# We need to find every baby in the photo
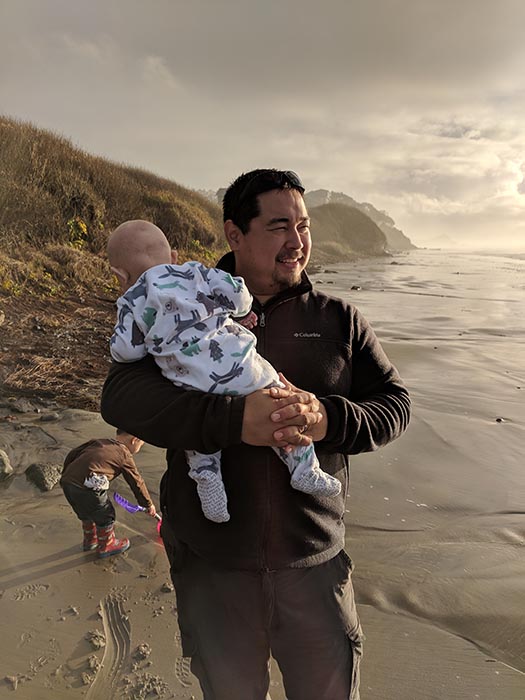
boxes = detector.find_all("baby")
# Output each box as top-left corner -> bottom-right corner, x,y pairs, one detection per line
107,220 -> 341,522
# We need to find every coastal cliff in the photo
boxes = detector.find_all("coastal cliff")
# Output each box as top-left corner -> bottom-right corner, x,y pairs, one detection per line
305,189 -> 416,252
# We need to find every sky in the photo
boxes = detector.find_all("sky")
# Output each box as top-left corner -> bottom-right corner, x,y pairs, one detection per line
1,0 -> 524,249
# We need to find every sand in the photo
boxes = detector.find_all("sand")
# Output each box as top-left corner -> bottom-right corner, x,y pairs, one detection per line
1,249 -> 524,699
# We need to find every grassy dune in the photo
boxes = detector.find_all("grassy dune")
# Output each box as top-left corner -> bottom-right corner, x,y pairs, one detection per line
0,116 -> 226,300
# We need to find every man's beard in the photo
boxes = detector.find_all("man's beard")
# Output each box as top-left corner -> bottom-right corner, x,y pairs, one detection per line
272,267 -> 303,292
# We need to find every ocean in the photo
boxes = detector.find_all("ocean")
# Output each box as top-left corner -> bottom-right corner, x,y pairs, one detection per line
311,249 -> 525,697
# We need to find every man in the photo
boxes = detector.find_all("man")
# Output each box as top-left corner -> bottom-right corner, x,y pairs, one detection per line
101,169 -> 411,699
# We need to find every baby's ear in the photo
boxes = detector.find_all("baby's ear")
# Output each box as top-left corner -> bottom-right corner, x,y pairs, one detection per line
170,249 -> 178,264
110,266 -> 129,291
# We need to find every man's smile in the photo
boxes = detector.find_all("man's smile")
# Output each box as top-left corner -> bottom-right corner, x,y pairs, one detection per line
276,254 -> 303,268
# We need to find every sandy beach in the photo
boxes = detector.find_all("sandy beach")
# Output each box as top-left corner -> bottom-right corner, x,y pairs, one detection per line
1,249 -> 524,699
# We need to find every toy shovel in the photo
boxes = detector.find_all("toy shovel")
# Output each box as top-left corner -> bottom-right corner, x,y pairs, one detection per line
114,492 -> 162,522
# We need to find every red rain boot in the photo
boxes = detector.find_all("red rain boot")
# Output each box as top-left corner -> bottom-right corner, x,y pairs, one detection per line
96,524 -> 130,558
82,521 -> 98,551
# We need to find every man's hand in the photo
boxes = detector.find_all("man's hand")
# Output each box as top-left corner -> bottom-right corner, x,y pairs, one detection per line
241,375 -> 327,449
270,374 -> 328,445
147,504 -> 158,518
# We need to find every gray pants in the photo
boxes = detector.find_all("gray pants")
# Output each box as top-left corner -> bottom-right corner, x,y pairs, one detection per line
161,520 -> 363,700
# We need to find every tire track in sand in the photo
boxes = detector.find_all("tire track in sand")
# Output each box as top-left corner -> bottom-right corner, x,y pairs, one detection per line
86,593 -> 131,699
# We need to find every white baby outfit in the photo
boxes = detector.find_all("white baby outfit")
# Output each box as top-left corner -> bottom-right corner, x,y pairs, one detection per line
110,261 -> 340,522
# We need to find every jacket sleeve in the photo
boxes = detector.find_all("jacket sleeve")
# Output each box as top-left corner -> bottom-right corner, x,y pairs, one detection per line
100,355 -> 245,453
119,449 -> 154,509
110,297 -> 148,363
320,308 -> 411,455
203,266 -> 253,318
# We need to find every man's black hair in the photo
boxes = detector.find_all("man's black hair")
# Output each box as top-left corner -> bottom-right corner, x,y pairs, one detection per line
222,169 -> 305,234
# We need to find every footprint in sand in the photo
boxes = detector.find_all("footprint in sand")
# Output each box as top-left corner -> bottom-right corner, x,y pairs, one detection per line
174,656 -> 192,688
13,583 -> 49,600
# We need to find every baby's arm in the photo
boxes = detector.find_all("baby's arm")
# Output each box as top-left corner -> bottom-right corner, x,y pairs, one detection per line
110,297 -> 148,363
203,266 -> 253,318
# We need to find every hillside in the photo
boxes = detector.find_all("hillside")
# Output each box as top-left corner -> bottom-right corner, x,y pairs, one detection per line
0,116 -> 227,409
0,116 -> 226,300
305,189 -> 416,251
308,203 -> 388,263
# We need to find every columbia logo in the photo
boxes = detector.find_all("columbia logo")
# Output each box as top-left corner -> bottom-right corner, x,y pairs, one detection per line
294,332 -> 321,338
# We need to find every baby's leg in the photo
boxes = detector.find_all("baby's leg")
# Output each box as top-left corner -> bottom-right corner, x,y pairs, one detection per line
186,450 -> 230,523
273,445 -> 341,498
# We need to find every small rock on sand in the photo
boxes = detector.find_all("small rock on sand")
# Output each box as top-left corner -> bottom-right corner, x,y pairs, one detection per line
25,462 -> 62,491
133,642 -> 152,660
85,629 -> 106,649
4,675 -> 18,690
39,412 -> 60,422
0,450 -> 14,479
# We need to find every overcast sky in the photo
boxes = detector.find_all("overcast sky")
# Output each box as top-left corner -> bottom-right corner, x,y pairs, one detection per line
1,0 -> 524,248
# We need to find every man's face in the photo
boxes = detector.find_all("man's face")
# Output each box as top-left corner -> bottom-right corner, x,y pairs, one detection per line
229,188 -> 311,301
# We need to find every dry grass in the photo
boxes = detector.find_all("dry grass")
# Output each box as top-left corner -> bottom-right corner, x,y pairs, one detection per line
0,292 -> 116,410
4,356 -> 76,394
0,115 -> 226,301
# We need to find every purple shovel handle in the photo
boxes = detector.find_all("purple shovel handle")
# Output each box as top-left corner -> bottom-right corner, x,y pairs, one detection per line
114,492 -> 162,520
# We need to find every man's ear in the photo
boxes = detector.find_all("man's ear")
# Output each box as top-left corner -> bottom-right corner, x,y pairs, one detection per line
170,249 -> 178,264
110,266 -> 129,291
224,220 -> 243,250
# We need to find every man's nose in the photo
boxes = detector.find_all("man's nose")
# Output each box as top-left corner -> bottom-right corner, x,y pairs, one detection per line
286,227 -> 303,248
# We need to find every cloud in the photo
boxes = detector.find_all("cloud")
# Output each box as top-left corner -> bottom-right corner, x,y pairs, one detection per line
141,55 -> 181,92
518,166 -> 525,195
1,0 -> 525,248
414,120 -> 482,141
60,34 -> 115,64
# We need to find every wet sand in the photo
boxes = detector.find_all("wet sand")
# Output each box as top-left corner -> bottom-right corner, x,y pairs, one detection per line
1,250 -> 524,698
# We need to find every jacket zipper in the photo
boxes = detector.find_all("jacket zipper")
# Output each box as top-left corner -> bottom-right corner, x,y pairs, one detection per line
256,298 -> 294,570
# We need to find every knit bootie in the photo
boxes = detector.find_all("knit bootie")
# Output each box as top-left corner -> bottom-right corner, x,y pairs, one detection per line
82,521 -> 98,551
96,525 -> 130,558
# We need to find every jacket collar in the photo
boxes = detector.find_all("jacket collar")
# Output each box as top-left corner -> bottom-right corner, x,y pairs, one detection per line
216,251 -> 312,310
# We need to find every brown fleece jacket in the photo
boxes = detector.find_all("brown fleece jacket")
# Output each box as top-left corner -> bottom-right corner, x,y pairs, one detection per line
60,438 -> 153,509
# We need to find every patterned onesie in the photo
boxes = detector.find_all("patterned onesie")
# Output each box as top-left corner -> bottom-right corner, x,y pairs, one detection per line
110,261 -> 341,522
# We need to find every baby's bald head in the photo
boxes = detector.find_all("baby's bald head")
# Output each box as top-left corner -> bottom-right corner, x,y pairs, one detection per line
107,220 -> 175,290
